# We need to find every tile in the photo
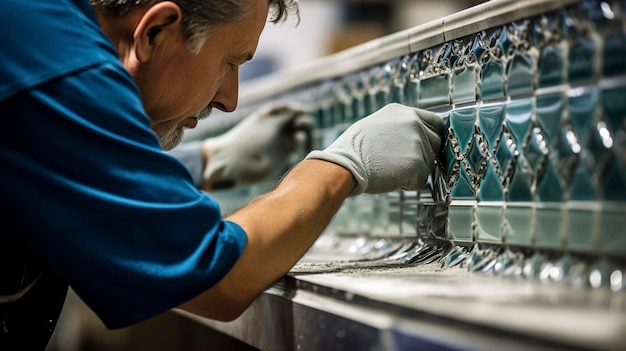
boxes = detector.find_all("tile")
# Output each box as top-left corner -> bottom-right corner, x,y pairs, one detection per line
506,52 -> 533,96
536,92 -> 564,147
478,162 -> 504,202
448,204 -> 474,241
449,107 -> 476,153
505,99 -> 533,152
599,209 -> 626,256
506,163 -> 533,202
504,206 -> 533,246
537,43 -> 565,88
566,208 -> 596,252
602,30 -> 626,77
452,65 -> 477,104
537,159 -> 565,202
479,105 -> 505,150
568,36 -> 596,84
534,205 -> 564,249
476,205 -> 502,243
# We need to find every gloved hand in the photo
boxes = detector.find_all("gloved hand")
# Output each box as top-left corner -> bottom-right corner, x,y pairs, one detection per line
202,103 -> 313,190
305,103 -> 444,196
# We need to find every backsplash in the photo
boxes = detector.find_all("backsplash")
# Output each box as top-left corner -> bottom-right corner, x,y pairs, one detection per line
203,0 -> 626,288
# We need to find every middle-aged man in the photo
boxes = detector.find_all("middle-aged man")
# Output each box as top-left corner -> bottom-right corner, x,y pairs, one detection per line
0,0 -> 444,350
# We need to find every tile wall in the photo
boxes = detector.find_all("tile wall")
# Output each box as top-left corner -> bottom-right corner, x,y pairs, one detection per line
210,0 -> 626,288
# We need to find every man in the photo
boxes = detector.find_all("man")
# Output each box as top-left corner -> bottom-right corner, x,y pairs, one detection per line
0,1 -> 444,350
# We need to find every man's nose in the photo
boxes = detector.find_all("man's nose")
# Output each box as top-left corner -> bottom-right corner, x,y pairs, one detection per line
210,68 -> 239,112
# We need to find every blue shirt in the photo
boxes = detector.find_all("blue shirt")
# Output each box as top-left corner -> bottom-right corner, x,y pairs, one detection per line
0,0 -> 247,330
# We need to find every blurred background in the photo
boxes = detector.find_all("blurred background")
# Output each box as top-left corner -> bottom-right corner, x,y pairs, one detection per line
240,0 -> 487,82
47,1 -> 487,350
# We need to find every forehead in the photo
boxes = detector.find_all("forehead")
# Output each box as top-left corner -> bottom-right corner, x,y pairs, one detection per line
205,0 -> 269,59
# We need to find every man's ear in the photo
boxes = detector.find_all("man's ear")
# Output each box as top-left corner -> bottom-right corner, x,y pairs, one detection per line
133,1 -> 183,62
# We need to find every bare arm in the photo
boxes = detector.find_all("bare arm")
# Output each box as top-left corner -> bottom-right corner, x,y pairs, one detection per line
178,103 -> 444,321
179,159 -> 354,320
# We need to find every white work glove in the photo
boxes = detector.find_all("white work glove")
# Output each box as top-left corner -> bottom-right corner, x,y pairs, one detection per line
202,103 -> 313,190
305,103 -> 444,196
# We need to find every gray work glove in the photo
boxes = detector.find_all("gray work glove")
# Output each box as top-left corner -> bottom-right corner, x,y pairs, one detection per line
203,103 -> 313,190
305,103 -> 444,196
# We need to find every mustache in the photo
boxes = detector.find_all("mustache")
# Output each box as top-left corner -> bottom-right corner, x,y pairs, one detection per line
190,106 -> 213,120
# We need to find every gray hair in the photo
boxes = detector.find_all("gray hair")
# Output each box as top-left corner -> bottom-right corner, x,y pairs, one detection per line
90,0 -> 300,52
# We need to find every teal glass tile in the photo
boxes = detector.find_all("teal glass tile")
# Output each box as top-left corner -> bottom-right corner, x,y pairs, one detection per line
476,205 -> 502,242
569,162 -> 597,201
480,59 -> 505,100
452,65 -> 477,104
599,210 -> 626,255
505,99 -> 533,151
417,43 -> 452,108
535,206 -> 563,249
350,96 -> 364,122
537,160 -> 564,202
536,93 -> 563,147
506,52 -> 533,96
507,162 -> 533,202
418,74 -> 451,108
566,209 -> 595,252
495,132 -> 515,173
602,159 -> 626,201
451,166 -> 475,199
538,43 -> 564,88
568,37 -> 596,84
602,87 -> 626,134
568,88 -> 598,140
504,206 -> 533,246
449,108 -> 475,153
405,58 -> 420,106
603,30 -> 626,77
478,162 -> 504,201
391,84 -> 404,104
556,125 -> 580,183
479,105 -> 505,150
449,205 -> 474,241
363,92 -> 376,116
376,89 -> 390,111
524,127 -> 549,174
466,137 -> 486,177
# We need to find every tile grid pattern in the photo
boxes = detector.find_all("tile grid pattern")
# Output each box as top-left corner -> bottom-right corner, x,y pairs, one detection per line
211,0 -> 626,288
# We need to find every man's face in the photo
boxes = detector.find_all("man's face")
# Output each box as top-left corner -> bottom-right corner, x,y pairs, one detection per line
128,0 -> 269,150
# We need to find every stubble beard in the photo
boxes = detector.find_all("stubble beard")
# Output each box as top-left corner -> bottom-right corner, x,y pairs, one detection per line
152,106 -> 213,151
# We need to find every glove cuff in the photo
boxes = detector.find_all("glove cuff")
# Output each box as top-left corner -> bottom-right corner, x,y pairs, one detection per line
305,150 -> 366,196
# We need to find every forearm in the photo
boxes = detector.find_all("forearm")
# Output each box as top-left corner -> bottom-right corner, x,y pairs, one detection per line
179,159 -> 355,320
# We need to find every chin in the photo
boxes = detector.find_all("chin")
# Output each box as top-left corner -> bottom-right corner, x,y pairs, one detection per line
152,124 -> 185,151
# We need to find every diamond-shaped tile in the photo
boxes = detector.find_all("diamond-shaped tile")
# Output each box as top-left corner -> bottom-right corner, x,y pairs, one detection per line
479,105 -> 505,150
568,36 -> 596,84
505,99 -> 533,151
537,159 -> 565,202
478,162 -> 504,201
508,162 -> 533,202
536,93 -> 564,147
450,108 -> 475,153
569,88 -> 598,140
538,43 -> 565,88
480,59 -> 505,100
506,51 -> 533,96
524,126 -> 549,175
603,30 -> 626,77
569,162 -> 597,201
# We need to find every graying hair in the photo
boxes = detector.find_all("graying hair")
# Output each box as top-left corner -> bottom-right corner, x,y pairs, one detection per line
90,0 -> 300,52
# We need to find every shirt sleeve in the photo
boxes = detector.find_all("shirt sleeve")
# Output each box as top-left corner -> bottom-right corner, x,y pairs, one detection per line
1,62 -> 248,329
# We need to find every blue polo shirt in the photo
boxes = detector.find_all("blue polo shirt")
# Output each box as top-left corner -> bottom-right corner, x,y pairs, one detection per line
0,0 -> 247,331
